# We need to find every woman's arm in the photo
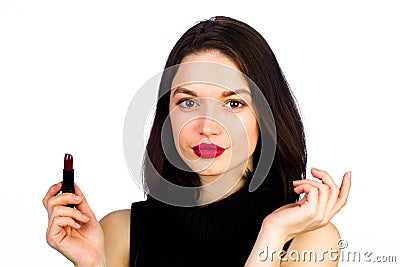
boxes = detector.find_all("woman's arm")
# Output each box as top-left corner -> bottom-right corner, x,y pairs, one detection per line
245,223 -> 288,267
100,210 -> 131,267
280,222 -> 341,267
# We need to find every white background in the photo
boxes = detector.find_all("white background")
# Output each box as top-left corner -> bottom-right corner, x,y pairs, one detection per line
1,1 -> 399,266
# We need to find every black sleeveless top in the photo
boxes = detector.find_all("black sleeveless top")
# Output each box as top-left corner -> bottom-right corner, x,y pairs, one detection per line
130,182 -> 291,267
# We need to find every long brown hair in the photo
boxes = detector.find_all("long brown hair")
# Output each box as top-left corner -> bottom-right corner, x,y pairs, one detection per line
143,16 -> 306,206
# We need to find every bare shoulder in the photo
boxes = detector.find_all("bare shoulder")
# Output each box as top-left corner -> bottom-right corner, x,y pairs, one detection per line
100,209 -> 131,227
100,209 -> 131,267
281,223 -> 341,266
291,222 -> 340,247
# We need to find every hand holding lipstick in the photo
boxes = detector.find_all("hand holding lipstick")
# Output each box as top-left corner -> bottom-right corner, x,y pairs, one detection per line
42,155 -> 106,267
43,182 -> 106,267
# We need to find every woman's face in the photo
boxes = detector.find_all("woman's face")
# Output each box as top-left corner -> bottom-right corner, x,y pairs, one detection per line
169,51 -> 259,177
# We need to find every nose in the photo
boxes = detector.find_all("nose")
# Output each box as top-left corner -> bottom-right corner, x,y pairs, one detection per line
198,117 -> 222,137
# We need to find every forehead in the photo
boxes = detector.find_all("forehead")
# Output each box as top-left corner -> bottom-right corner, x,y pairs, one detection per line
171,61 -> 249,93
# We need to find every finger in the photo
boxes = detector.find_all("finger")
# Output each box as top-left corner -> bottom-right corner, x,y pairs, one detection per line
295,181 -> 329,221
293,181 -> 321,195
73,183 -> 96,219
47,216 -> 81,246
294,180 -> 326,200
46,193 -> 84,217
293,183 -> 319,216
310,168 -> 339,191
50,205 -> 91,224
293,179 -> 322,188
295,176 -> 340,220
50,216 -> 82,231
43,182 -> 62,209
331,171 -> 352,215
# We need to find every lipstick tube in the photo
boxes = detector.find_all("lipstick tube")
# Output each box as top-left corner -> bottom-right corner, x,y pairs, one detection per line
62,153 -> 75,208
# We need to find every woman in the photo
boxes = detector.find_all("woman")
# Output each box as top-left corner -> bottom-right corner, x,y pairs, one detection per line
43,16 -> 351,267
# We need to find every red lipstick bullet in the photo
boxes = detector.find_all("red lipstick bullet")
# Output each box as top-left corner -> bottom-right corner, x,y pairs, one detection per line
64,153 -> 73,171
62,153 -> 75,207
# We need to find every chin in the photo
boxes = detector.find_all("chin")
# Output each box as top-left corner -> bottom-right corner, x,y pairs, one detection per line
196,171 -> 224,176
195,166 -> 226,176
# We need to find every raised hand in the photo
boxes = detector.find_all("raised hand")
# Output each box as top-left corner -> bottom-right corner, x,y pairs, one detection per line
262,168 -> 351,242
43,182 -> 105,267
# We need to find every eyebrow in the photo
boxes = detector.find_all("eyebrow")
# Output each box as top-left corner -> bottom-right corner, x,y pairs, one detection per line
172,86 -> 252,98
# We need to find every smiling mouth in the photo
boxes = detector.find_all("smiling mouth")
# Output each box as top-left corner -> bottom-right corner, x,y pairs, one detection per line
192,143 -> 226,158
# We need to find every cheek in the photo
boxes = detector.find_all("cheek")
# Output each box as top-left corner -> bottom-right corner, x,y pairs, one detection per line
232,116 -> 259,153
176,125 -> 190,147
169,107 -> 183,142
170,117 -> 183,149
170,115 -> 194,152
247,121 -> 259,149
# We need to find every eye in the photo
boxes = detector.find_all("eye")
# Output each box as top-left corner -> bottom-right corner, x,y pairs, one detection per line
225,100 -> 245,110
178,98 -> 198,109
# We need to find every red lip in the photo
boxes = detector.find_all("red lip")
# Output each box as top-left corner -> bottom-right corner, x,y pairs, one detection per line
192,143 -> 225,158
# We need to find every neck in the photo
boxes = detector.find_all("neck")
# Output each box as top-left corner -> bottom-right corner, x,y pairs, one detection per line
196,160 -> 250,206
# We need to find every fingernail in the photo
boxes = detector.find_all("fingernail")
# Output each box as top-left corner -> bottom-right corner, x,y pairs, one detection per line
81,214 -> 90,222
312,167 -> 321,171
74,195 -> 82,202
75,222 -> 81,228
348,171 -> 352,180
